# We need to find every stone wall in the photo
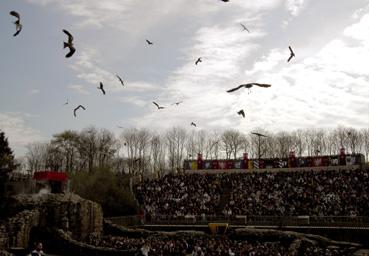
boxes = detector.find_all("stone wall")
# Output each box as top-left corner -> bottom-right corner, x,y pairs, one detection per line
0,193 -> 103,252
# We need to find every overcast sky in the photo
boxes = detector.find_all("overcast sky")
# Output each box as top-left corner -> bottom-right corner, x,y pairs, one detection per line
1,0 -> 369,157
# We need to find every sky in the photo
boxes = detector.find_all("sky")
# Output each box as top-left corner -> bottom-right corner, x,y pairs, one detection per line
1,0 -> 369,157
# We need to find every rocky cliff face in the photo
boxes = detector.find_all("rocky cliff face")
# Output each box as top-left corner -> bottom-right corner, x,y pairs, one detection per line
0,193 -> 103,251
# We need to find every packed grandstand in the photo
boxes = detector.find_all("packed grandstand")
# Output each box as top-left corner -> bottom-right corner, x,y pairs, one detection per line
126,151 -> 369,255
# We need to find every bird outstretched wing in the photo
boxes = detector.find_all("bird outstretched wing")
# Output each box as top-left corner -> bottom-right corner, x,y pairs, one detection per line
116,75 -> 124,86
226,84 -> 245,93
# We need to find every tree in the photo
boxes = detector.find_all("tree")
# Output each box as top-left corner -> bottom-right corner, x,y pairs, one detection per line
0,131 -> 16,173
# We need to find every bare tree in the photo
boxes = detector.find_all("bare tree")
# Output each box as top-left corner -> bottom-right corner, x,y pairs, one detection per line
221,130 -> 245,159
346,128 -> 362,154
361,128 -> 369,161
51,130 -> 79,172
166,127 -> 187,172
25,142 -> 49,173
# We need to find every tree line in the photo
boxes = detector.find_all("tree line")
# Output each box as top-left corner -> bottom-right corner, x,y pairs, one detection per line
24,126 -> 369,176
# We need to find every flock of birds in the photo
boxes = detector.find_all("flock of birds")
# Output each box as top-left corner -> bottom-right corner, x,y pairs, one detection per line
9,4 -> 297,128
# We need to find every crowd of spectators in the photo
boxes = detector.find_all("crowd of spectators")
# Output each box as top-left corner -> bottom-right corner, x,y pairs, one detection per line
134,169 -> 369,217
135,174 -> 223,216
91,235 -> 289,255
90,234 -> 349,255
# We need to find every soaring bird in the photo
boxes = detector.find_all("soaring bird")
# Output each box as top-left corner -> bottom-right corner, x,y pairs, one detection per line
237,109 -> 245,118
63,29 -> 76,58
287,46 -> 295,62
227,83 -> 271,93
240,23 -> 250,33
153,102 -> 164,109
9,11 -> 22,37
191,122 -> 197,127
146,39 -> 153,45
195,57 -> 202,65
97,82 -> 106,95
172,101 -> 183,106
116,74 -> 124,86
73,105 -> 86,117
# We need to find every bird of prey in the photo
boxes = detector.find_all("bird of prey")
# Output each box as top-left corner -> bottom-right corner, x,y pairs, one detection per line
172,101 -> 183,106
98,82 -> 106,95
146,39 -> 153,45
237,109 -> 245,118
9,11 -> 22,37
153,102 -> 164,109
195,57 -> 202,65
73,105 -> 86,117
116,75 -> 124,86
240,23 -> 250,33
191,122 -> 197,127
63,29 -> 76,58
251,132 -> 268,138
287,46 -> 295,62
227,83 -> 271,93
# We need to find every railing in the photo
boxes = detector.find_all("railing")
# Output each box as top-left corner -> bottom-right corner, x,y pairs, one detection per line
106,215 -> 369,228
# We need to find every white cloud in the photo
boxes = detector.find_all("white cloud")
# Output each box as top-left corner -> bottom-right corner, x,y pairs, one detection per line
29,89 -> 39,95
0,112 -> 43,156
117,96 -> 146,107
67,84 -> 90,95
285,0 -> 307,16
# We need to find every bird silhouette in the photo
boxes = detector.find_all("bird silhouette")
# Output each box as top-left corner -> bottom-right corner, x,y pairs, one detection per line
191,122 -> 197,127
98,82 -> 106,95
9,11 -> 22,37
240,23 -> 250,32
172,101 -> 183,106
221,0 -> 229,2
237,109 -> 245,118
146,39 -> 153,45
153,102 -> 164,109
116,75 -> 124,86
195,57 -> 202,65
73,105 -> 86,117
227,83 -> 271,93
63,29 -> 76,58
287,46 -> 295,62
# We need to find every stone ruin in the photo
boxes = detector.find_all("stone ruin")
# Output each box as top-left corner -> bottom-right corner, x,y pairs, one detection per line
0,193 -> 103,254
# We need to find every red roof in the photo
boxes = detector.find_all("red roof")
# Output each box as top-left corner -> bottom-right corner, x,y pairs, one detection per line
33,171 -> 68,181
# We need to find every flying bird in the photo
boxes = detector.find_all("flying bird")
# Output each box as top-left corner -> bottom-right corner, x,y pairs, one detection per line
227,83 -> 271,93
172,101 -> 183,106
146,39 -> 153,45
63,29 -> 76,58
191,122 -> 197,127
116,75 -> 124,86
287,46 -> 295,62
237,109 -> 245,118
9,11 -> 22,37
221,0 -> 229,2
97,82 -> 106,95
73,105 -> 86,117
153,102 -> 164,109
195,57 -> 202,65
251,132 -> 268,138
240,23 -> 250,33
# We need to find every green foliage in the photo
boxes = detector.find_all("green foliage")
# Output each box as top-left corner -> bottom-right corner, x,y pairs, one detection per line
69,166 -> 138,217
0,131 -> 16,172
